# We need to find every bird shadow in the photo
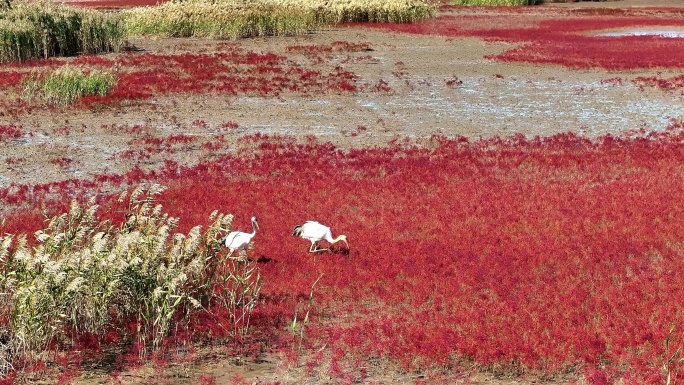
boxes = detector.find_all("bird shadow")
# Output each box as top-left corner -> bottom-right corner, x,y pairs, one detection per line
325,246 -> 350,256
256,255 -> 273,264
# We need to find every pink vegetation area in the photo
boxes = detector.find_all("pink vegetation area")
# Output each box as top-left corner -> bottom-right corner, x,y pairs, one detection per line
4,131 -> 684,383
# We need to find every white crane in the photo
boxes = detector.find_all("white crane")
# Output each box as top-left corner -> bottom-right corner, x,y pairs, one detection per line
292,221 -> 348,253
225,216 -> 259,257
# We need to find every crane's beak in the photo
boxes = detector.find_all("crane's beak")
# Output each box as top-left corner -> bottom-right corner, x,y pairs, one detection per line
255,220 -> 260,230
342,239 -> 350,257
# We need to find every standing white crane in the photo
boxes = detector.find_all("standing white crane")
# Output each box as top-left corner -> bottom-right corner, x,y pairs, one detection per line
225,216 -> 259,257
292,221 -> 348,253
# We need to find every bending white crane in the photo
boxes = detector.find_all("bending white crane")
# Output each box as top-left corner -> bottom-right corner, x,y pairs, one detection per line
225,216 -> 259,257
292,221 -> 348,253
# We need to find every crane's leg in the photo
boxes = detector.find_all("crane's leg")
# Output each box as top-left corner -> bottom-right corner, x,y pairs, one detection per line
310,241 -> 328,253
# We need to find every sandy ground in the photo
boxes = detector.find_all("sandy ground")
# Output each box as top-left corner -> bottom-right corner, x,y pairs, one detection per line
2,0 -> 684,383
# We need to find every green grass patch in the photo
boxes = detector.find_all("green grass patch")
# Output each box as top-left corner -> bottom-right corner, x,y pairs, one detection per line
22,65 -> 117,105
0,0 -> 125,63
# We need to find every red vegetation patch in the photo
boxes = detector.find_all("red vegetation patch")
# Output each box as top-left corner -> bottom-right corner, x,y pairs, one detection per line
354,11 -> 684,70
49,157 -> 73,168
633,74 -> 684,91
491,34 -> 684,70
220,121 -> 239,130
126,134 -> 194,152
1,44 -> 369,112
0,72 -> 25,88
0,125 -> 24,141
116,133 -> 199,161
0,42 -> 380,112
286,41 -> 373,56
4,133 -> 684,382
96,46 -> 362,100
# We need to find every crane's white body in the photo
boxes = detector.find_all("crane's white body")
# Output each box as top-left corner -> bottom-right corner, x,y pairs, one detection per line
293,221 -> 348,253
225,216 -> 259,257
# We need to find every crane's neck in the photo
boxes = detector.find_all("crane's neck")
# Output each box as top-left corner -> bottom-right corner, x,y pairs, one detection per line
251,220 -> 258,236
331,235 -> 347,246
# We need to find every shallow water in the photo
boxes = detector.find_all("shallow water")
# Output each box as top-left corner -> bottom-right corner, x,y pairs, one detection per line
596,29 -> 684,38
232,75 -> 684,140
397,77 -> 681,137
347,77 -> 684,136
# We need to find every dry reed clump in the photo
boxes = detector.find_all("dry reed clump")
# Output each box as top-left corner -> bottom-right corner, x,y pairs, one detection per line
122,0 -> 435,39
276,0 -> 436,23
0,0 -> 125,63
0,184 -> 261,370
123,0 -> 322,39
21,65 -> 117,105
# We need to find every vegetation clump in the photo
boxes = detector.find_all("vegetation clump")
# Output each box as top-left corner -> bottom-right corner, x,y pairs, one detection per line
0,0 -> 125,63
21,65 -> 116,105
123,0 -> 322,39
0,184 -> 261,375
280,0 -> 436,23
1,0 -> 433,61
122,0 -> 435,39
